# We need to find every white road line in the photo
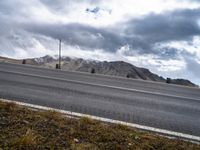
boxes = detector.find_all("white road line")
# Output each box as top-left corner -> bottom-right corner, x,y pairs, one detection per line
1,99 -> 200,143
0,69 -> 199,102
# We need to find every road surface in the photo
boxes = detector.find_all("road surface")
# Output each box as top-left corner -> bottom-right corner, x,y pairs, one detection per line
0,62 -> 200,137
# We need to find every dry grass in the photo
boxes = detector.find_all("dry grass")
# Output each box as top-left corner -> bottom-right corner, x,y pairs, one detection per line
12,129 -> 39,147
0,100 -> 200,150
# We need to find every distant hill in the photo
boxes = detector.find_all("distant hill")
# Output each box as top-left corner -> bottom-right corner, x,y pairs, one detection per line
0,55 -> 197,87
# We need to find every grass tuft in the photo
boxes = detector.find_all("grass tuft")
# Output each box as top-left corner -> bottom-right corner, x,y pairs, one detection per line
71,143 -> 100,150
3,101 -> 16,111
41,109 -> 62,120
12,128 -> 38,147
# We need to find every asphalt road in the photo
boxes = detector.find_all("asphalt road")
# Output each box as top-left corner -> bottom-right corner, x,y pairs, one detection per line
0,62 -> 200,137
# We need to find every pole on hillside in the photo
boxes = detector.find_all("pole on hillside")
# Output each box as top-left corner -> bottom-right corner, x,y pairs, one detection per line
59,39 -> 61,69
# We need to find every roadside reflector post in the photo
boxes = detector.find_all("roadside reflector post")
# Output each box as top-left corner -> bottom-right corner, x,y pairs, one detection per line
56,64 -> 59,69
91,68 -> 95,74
22,59 -> 26,64
166,78 -> 171,84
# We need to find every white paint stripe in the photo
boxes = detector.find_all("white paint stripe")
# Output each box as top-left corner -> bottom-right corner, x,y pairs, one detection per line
0,69 -> 199,101
1,99 -> 200,143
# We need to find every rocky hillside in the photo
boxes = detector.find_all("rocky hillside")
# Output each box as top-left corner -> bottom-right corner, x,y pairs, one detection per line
33,55 -> 197,87
0,55 -> 197,87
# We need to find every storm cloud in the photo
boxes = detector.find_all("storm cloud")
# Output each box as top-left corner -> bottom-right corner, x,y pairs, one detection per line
125,9 -> 200,43
23,23 -> 125,52
20,8 -> 200,57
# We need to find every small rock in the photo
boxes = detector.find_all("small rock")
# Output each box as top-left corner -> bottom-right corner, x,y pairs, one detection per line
74,138 -> 79,143
22,120 -> 30,124
135,136 -> 140,140
0,122 -> 6,126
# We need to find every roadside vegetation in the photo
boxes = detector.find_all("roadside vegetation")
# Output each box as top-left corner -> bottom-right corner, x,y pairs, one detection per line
0,100 -> 200,150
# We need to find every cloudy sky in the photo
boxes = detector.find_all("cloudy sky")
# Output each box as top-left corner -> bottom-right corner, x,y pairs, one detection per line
0,0 -> 200,85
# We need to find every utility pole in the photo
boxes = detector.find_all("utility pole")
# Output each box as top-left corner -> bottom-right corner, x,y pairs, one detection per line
58,39 -> 61,69
56,39 -> 62,69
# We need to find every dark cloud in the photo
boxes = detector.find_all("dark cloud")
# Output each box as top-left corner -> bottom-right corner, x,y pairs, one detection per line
118,8 -> 200,57
124,9 -> 200,44
23,23 -> 126,52
86,7 -> 100,14
23,22 -> 156,55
